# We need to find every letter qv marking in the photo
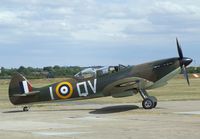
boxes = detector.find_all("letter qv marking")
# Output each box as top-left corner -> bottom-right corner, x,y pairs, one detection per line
77,79 -> 97,97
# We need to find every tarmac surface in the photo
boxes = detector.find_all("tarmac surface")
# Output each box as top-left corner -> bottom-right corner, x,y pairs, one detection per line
0,100 -> 200,139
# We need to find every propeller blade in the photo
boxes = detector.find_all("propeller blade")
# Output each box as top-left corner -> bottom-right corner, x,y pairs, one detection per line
182,65 -> 190,86
176,38 -> 192,86
176,38 -> 183,59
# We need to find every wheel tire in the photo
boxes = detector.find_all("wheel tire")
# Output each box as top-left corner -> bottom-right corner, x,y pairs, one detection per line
153,102 -> 157,108
149,96 -> 157,108
142,98 -> 154,109
23,106 -> 29,112
149,96 -> 157,101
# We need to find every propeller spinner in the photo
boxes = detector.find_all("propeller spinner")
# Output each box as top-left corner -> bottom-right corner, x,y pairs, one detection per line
176,38 -> 193,86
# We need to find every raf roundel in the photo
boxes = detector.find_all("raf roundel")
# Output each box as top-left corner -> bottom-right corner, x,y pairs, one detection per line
55,82 -> 73,99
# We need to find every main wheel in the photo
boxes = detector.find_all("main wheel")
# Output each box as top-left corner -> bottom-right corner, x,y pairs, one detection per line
149,96 -> 157,108
142,98 -> 154,109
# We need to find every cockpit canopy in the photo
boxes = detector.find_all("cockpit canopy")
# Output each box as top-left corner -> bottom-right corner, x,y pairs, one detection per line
74,65 -> 127,79
74,68 -> 96,79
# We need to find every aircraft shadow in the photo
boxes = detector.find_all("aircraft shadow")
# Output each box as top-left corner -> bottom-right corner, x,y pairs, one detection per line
2,108 -> 96,113
3,110 -> 25,113
2,105 -> 140,114
89,105 -> 139,114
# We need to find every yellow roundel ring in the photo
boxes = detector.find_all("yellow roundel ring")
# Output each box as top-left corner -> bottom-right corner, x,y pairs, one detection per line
55,82 -> 73,99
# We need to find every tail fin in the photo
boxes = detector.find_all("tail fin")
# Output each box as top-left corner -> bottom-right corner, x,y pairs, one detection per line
9,73 -> 38,105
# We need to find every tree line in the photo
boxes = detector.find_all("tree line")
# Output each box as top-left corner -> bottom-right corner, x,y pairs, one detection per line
0,66 -> 200,79
0,66 -> 82,79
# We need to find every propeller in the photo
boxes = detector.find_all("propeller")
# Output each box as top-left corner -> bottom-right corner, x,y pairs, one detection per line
176,38 -> 192,86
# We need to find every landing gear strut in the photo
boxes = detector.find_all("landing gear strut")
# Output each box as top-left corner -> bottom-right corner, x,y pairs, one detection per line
23,106 -> 29,112
139,89 -> 157,109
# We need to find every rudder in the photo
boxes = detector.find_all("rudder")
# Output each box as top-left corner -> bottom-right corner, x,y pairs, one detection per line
9,73 -> 34,105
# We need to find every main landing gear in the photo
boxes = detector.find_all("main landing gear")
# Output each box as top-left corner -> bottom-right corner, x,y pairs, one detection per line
138,89 -> 157,109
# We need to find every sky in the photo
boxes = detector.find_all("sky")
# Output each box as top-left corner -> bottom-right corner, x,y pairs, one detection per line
0,0 -> 200,68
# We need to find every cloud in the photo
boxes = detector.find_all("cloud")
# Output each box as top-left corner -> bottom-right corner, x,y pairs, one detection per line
0,0 -> 199,67
1,0 -> 200,41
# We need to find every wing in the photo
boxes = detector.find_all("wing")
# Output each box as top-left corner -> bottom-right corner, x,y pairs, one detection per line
102,77 -> 154,97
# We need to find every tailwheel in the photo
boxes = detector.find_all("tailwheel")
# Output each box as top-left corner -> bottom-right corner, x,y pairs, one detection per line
23,106 -> 29,112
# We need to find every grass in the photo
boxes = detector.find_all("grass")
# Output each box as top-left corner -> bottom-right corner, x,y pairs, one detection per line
0,77 -> 200,109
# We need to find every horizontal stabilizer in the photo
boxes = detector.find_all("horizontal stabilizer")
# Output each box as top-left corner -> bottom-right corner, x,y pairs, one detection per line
13,91 -> 40,97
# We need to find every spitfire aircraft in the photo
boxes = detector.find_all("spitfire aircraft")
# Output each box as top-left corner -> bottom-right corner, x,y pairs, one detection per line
9,39 -> 192,111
